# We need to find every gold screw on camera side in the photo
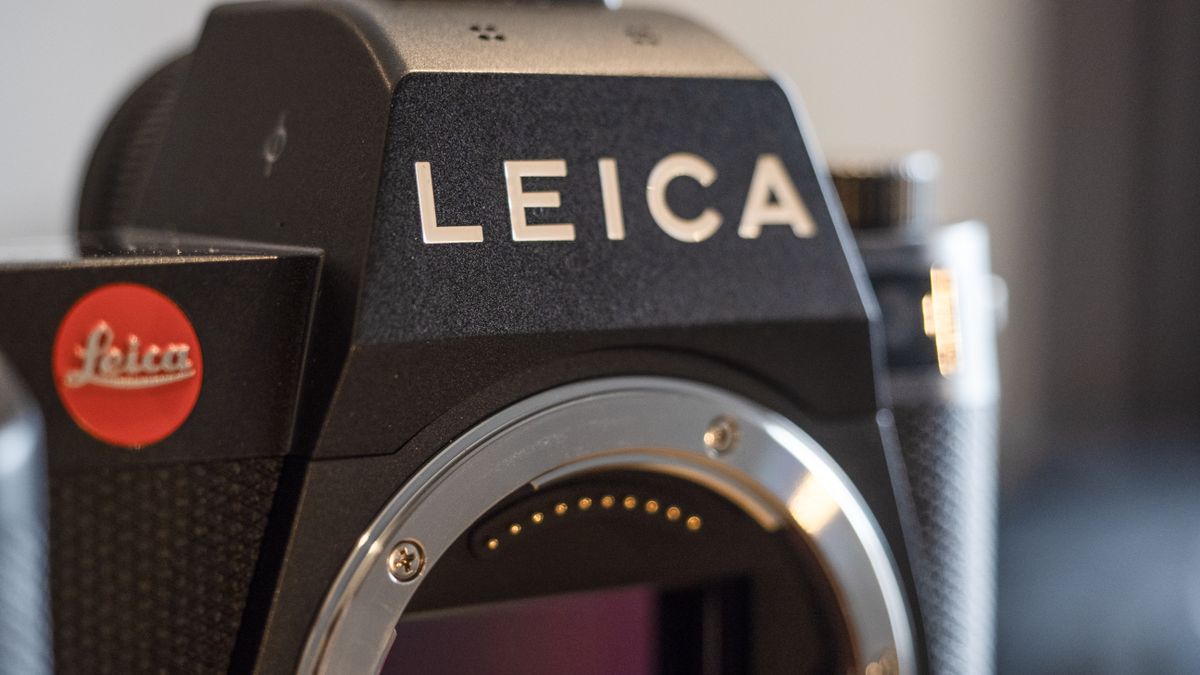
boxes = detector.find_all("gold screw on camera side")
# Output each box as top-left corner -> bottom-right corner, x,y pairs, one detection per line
686,516 -> 703,532
578,497 -> 593,510
645,500 -> 660,515
554,502 -> 569,516
666,506 -> 682,521
623,496 -> 638,510
387,540 -> 426,583
601,495 -> 616,509
531,512 -> 545,525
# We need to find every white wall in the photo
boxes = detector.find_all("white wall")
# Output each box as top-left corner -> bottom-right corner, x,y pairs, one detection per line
1,1 -> 212,234
0,0 -> 1048,470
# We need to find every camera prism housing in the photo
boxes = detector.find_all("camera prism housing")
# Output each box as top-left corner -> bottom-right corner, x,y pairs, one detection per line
0,1 -> 1001,673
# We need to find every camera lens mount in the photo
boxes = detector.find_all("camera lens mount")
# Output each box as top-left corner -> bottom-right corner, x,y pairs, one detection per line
300,377 -> 913,674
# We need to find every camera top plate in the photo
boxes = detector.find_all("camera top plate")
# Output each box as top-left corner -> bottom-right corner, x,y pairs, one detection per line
337,0 -> 765,80
91,1 -> 881,459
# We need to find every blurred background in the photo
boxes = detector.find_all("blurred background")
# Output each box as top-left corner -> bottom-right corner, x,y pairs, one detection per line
2,1 -> 1197,672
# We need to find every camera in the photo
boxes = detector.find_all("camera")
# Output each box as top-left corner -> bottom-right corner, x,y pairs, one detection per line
0,1 -> 1001,673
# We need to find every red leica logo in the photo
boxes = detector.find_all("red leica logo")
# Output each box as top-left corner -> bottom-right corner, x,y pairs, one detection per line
53,283 -> 203,448
63,322 -> 196,390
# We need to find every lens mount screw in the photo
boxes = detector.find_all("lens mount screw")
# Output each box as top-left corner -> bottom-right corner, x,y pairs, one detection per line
703,415 -> 740,455
386,539 -> 425,583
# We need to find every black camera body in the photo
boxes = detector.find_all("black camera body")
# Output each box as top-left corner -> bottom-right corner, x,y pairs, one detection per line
0,2 -> 999,673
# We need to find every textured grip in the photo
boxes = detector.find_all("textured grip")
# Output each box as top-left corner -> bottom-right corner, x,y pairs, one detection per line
0,497 -> 51,675
893,403 -> 997,675
49,459 -> 283,674
0,358 -> 51,675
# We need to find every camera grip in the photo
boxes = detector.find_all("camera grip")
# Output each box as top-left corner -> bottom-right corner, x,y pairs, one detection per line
893,399 -> 997,675
837,154 -> 1004,673
48,459 -> 283,674
0,355 -> 51,675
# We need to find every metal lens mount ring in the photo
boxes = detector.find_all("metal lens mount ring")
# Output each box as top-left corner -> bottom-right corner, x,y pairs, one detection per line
300,377 -> 914,674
